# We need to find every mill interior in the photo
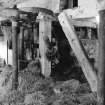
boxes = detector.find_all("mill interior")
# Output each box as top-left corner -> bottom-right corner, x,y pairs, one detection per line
0,0 -> 104,105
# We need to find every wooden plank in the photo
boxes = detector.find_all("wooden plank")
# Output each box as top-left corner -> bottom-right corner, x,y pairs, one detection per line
58,12 -> 97,92
97,10 -> 105,105
12,21 -> 18,89
72,19 -> 97,28
39,15 -> 51,77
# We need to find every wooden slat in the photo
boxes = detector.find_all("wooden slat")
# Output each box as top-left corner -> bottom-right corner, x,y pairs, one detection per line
58,12 -> 97,92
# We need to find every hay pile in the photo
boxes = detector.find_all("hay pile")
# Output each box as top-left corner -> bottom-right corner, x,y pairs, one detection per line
0,60 -> 97,105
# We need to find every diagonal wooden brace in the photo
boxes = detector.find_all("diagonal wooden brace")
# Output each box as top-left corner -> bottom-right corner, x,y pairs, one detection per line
58,12 -> 97,92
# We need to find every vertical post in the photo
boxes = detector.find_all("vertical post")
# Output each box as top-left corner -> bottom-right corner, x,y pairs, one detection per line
12,21 -> 18,89
33,24 -> 39,44
33,24 -> 39,58
87,28 -> 92,39
68,0 -> 73,8
97,10 -> 105,105
39,15 -> 51,77
19,26 -> 24,60
19,25 -> 24,70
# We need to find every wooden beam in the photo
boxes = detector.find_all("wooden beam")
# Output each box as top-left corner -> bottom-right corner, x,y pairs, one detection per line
97,10 -> 105,105
58,12 -> 97,92
12,21 -> 18,89
72,19 -> 97,28
39,14 -> 51,77
19,26 -> 24,60
18,26 -> 24,70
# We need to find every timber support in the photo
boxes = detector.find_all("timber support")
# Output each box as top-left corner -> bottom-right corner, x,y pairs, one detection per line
58,12 -> 97,92
38,13 -> 52,77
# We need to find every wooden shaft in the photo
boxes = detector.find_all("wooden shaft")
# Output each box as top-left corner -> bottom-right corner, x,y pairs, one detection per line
39,19 -> 51,77
97,10 -> 105,105
12,21 -> 18,89
19,26 -> 24,60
